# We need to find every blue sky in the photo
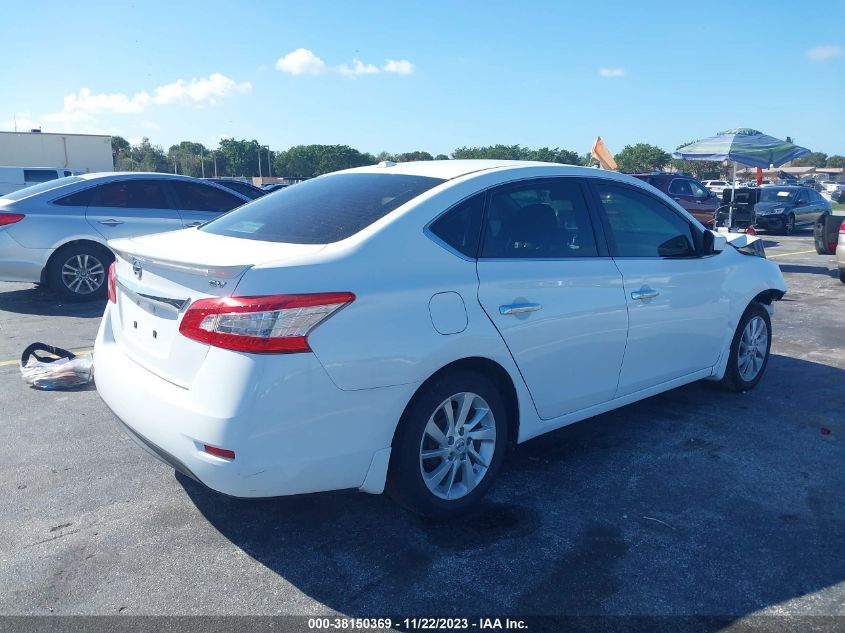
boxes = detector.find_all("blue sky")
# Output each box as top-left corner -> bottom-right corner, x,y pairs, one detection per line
2,0 -> 843,156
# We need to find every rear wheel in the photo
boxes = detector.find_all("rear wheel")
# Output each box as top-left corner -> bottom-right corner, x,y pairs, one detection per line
839,268 -> 845,284
718,303 -> 772,392
387,370 -> 508,518
48,243 -> 113,302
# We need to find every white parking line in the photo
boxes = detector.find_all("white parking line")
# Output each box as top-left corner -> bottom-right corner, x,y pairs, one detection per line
768,249 -> 818,259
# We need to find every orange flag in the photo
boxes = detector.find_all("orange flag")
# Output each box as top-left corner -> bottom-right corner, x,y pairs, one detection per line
591,136 -> 618,171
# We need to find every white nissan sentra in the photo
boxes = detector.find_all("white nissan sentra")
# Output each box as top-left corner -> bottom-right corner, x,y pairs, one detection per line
95,160 -> 786,517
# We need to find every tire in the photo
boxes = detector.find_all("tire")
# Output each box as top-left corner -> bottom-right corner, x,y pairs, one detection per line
387,370 -> 508,518
782,213 -> 796,235
815,218 -> 829,254
839,268 -> 845,285
718,303 -> 772,393
47,243 -> 113,302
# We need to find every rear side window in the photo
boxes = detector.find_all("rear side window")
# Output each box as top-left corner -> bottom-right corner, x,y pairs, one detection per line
94,180 -> 172,209
481,180 -> 598,258
23,169 -> 59,183
202,173 -> 445,244
428,194 -> 484,258
171,181 -> 244,212
53,187 -> 96,207
596,183 -> 697,258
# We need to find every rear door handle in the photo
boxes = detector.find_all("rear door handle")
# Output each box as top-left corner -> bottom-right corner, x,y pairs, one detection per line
98,219 -> 124,227
631,288 -> 660,301
499,303 -> 542,315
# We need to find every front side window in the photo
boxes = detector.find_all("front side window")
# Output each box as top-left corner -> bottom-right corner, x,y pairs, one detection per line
689,180 -> 710,199
170,181 -> 243,212
668,179 -> 693,196
94,180 -> 171,209
202,173 -> 445,244
428,193 -> 484,258
480,180 -> 598,258
596,183 -> 697,258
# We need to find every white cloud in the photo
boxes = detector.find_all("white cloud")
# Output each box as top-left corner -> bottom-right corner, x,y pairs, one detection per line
806,44 -> 843,61
336,59 -> 381,76
598,67 -> 625,78
276,48 -> 326,75
2,112 -> 40,131
151,73 -> 251,106
383,59 -> 414,75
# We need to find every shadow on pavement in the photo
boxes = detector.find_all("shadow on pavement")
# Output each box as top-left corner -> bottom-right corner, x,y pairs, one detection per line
0,285 -> 105,318
179,354 -> 845,622
777,264 -> 838,278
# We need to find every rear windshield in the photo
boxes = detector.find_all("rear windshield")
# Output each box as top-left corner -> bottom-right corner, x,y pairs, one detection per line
2,176 -> 84,201
201,173 -> 445,244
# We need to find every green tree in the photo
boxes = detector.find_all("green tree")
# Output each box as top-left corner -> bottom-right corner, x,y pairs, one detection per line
451,144 -> 582,164
274,145 -> 375,178
111,136 -> 130,168
168,141 -> 208,177
434,154 -> 449,161
614,143 -> 670,173
826,155 -> 845,168
791,152 -> 828,167
217,138 -> 262,177
393,151 -> 434,162
128,137 -> 169,173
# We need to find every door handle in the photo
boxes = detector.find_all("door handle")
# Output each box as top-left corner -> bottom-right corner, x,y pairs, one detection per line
631,288 -> 659,301
499,303 -> 542,315
185,221 -> 203,227
98,219 -> 124,227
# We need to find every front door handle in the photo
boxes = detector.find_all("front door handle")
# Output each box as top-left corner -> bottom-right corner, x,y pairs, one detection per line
499,302 -> 542,315
185,221 -> 204,227
98,219 -> 124,227
631,288 -> 660,301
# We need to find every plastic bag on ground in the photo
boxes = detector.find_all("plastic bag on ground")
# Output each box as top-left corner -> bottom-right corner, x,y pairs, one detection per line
19,343 -> 94,390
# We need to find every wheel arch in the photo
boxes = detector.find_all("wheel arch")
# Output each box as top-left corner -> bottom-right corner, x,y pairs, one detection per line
40,239 -> 114,285
390,356 -> 520,450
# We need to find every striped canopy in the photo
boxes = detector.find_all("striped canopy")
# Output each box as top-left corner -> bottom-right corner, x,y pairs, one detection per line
671,128 -> 810,168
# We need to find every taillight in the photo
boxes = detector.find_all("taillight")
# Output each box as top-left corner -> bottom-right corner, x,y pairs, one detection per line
107,261 -> 117,304
179,292 -> 355,354
0,213 -> 25,227
840,221 -> 845,234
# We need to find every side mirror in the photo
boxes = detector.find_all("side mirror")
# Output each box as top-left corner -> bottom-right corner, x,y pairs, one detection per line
702,229 -> 727,255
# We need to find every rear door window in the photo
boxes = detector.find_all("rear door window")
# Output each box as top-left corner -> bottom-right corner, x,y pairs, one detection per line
202,173 -> 445,244
53,187 -> 96,207
428,193 -> 484,258
480,179 -> 598,258
23,169 -> 59,183
668,179 -> 693,196
595,183 -> 698,258
170,181 -> 244,213
94,179 -> 172,209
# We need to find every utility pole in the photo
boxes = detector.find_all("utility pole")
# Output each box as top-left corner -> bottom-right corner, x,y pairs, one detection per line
257,147 -> 262,180
266,146 -> 272,177
200,148 -> 205,178
213,152 -> 218,177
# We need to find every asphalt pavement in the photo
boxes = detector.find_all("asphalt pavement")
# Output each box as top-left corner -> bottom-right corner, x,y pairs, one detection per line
0,229 -> 843,624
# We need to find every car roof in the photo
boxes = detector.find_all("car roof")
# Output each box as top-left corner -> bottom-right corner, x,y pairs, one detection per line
79,172 -> 213,182
339,159 -> 590,180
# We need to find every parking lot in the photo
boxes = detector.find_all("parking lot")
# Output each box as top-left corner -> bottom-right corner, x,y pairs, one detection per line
0,229 -> 843,621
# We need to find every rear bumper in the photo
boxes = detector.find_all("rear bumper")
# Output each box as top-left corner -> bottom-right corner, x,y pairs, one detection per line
94,304 -> 414,498
754,215 -> 787,230
0,231 -> 50,283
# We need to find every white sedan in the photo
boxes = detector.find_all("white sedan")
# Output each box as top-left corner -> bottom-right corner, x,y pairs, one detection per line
95,160 -> 786,517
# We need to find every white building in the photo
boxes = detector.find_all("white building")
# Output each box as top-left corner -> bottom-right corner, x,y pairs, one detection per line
0,130 -> 113,173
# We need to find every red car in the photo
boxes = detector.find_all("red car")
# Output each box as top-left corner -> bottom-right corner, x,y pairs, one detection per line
631,173 -> 719,227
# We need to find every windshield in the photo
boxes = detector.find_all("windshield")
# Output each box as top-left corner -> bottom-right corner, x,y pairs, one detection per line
1,176 -> 84,201
759,188 -> 796,203
202,172 -> 445,244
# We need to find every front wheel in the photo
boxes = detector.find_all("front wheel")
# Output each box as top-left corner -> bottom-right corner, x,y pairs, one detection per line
718,303 -> 772,392
782,213 -> 796,235
387,370 -> 508,518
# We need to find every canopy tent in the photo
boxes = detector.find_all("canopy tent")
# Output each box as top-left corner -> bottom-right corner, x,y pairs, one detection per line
672,128 -> 810,228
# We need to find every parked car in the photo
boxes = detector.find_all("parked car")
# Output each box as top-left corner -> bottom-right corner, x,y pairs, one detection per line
813,210 -> 845,255
630,173 -> 719,226
702,180 -> 731,196
753,186 -> 831,234
261,183 -> 288,193
206,178 -> 266,200
0,173 -> 250,300
0,166 -> 78,195
821,181 -> 839,193
95,160 -> 786,517
831,185 -> 845,204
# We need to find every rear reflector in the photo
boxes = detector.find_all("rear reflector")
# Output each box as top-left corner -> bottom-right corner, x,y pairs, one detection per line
179,292 -> 355,354
0,213 -> 25,227
107,262 -> 117,304
203,444 -> 235,459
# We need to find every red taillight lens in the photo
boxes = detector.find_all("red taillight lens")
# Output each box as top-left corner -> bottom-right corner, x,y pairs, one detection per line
0,213 -> 25,227
179,292 -> 355,354
203,445 -> 235,459
840,221 -> 845,234
107,261 -> 117,304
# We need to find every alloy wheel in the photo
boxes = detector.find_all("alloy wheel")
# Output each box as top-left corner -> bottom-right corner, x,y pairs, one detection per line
61,254 -> 105,295
738,316 -> 768,382
419,392 -> 496,501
